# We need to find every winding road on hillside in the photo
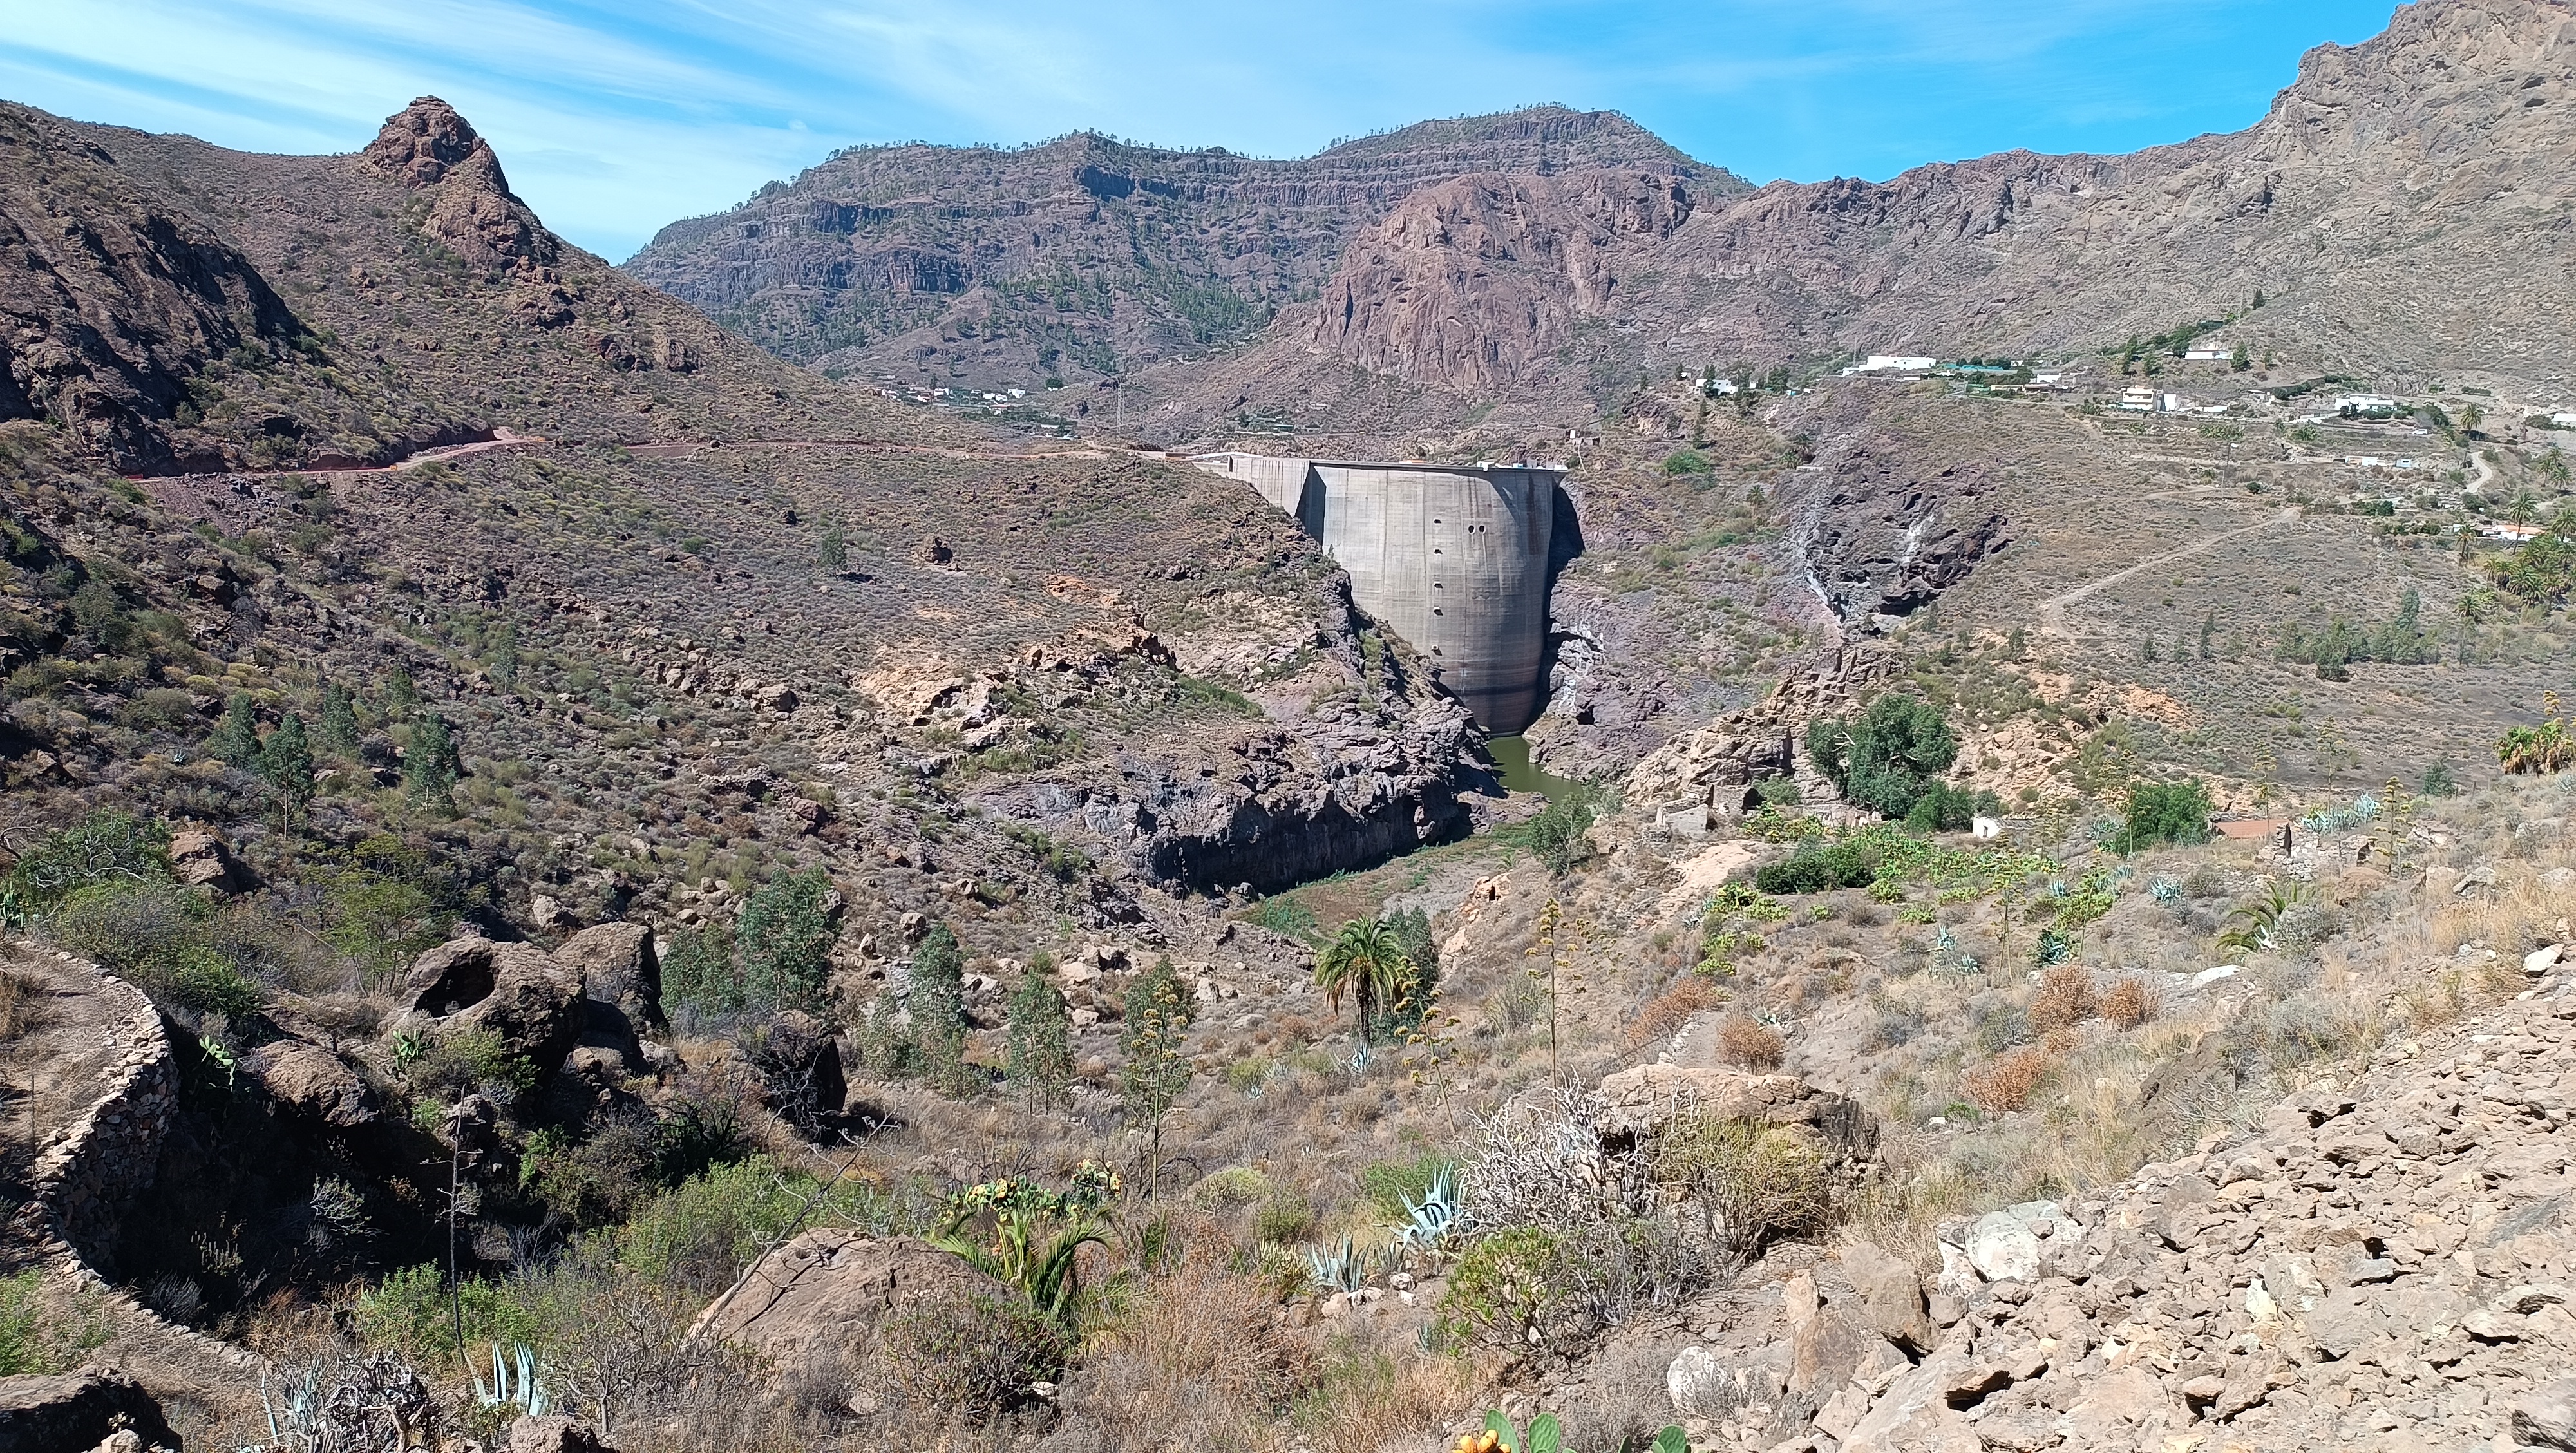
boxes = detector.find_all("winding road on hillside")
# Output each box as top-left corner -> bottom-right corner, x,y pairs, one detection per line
133,430 -> 1119,486
2038,506 -> 2301,640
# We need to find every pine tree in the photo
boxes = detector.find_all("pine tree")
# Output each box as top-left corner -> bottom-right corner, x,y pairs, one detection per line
404,714 -> 460,807
908,924 -> 971,1092
1005,956 -> 1074,1109
319,680 -> 360,756
207,695 -> 261,767
382,663 -> 420,716
739,868 -> 837,1014
2199,611 -> 2217,660
1119,957 -> 1194,1196
260,712 -> 316,828
819,518 -> 848,573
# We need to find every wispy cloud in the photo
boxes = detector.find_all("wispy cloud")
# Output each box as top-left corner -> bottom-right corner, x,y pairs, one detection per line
0,0 -> 2396,259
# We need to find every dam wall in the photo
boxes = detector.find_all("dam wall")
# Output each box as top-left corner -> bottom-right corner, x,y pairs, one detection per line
1197,453 -> 1561,733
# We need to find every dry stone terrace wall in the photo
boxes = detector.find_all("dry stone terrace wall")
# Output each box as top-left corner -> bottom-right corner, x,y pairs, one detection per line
17,948 -> 175,1276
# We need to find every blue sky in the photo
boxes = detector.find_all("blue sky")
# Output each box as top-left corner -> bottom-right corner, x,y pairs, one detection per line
1,1 -> 2400,262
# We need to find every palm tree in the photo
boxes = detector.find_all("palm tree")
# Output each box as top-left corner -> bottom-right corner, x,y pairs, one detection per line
1314,918 -> 1414,1041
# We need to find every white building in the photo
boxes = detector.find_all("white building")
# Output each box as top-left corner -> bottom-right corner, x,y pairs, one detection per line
2119,385 -> 2159,412
2184,341 -> 2233,361
2334,394 -> 2400,415
2550,412 -> 2576,430
1842,355 -> 1939,375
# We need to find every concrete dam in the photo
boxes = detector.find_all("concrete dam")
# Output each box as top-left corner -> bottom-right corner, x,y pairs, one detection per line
1194,453 -> 1562,734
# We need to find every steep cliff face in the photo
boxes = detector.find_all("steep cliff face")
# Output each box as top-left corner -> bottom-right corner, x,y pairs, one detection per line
0,106 -> 312,470
1304,169 -> 1693,393
1132,0 -> 2575,445
621,107 -> 1739,390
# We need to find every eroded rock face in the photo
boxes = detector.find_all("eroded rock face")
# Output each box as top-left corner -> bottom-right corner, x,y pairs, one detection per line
0,1370 -> 179,1453
239,1039 -> 376,1130
1593,1062 -> 1873,1150
364,97 -> 558,271
688,1230 -> 1000,1381
391,936 -> 583,1069
553,921 -> 663,1031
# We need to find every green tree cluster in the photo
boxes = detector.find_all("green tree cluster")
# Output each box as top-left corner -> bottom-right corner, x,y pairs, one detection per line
1005,954 -> 1074,1108
2113,779 -> 2214,852
1806,695 -> 1960,819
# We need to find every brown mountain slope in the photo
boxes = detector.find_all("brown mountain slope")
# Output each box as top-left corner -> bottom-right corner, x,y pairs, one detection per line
0,97 -> 945,472
1130,0 -> 2575,441
621,106 -> 1739,392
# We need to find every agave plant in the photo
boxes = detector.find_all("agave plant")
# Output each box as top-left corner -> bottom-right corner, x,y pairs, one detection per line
2217,880 -> 2313,954
1396,1163 -> 1463,1251
1307,1235 -> 1367,1295
472,1340 -> 551,1418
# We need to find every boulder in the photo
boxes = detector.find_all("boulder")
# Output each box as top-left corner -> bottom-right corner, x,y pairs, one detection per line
1957,1201 -> 2082,1284
167,828 -> 249,892
1594,1063 -> 1874,1154
0,1371 -> 179,1453
1840,1238 -> 1935,1351
506,1414 -> 616,1453
2526,944 -> 2566,976
554,922 -> 663,1031
689,1230 -> 1000,1380
393,936 -> 583,1070
2515,1377 -> 2576,1450
240,1039 -> 377,1129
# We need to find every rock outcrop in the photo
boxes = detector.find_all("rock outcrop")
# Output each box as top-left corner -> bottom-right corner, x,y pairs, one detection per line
0,1370 -> 179,1453
689,1230 -> 1001,1382
390,935 -> 585,1070
1654,977 -> 2576,1451
365,97 -> 558,271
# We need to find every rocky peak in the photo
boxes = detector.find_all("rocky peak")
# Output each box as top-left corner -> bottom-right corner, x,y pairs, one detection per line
364,96 -> 484,188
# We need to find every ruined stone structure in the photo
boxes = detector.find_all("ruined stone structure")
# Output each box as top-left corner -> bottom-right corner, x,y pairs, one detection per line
1196,453 -> 1561,733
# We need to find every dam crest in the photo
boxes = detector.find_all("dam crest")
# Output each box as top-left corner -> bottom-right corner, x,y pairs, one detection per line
1193,453 -> 1563,734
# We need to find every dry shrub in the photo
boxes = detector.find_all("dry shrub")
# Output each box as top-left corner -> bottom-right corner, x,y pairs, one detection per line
1296,1347 -> 1481,1453
1653,1115 -> 1835,1260
1070,1260 -> 1309,1451
881,1288 -> 1068,1421
1962,1047 -> 2053,1113
1712,1014 -> 1783,1070
2027,965 -> 2097,1035
2101,976 -> 2161,1029
0,971 -> 51,1042
1624,978 -> 1719,1052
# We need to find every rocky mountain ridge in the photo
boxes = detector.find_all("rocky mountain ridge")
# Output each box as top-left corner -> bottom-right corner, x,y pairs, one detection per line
621,106 -> 1734,390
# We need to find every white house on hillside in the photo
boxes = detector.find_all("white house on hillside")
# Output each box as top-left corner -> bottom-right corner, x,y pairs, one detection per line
1842,355 -> 1939,375
2184,341 -> 2233,361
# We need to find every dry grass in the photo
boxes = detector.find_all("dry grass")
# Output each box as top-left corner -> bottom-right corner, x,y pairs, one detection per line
1712,1014 -> 1784,1070
0,970 -> 50,1043
2027,965 -> 2096,1036
1056,1257 -> 1309,1452
1961,1046 -> 2053,1113
1295,1347 -> 1484,1453
2101,975 -> 2161,1029
1624,978 -> 1720,1054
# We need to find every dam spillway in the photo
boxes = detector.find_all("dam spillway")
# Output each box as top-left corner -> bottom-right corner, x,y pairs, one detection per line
1195,453 -> 1561,734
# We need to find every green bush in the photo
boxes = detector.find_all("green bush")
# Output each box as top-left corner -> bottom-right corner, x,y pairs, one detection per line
1806,696 -> 1959,820
616,1156 -> 910,1300
1754,840 -> 1879,895
0,1269 -> 108,1376
659,922 -> 741,1020
403,1029 -> 535,1103
1661,449 -> 1714,476
355,1263 -> 540,1368
1510,784 -> 1605,877
3,809 -> 172,916
737,868 -> 837,1014
1903,781 -> 2002,833
1434,1228 -> 1569,1353
2114,779 -> 2213,852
